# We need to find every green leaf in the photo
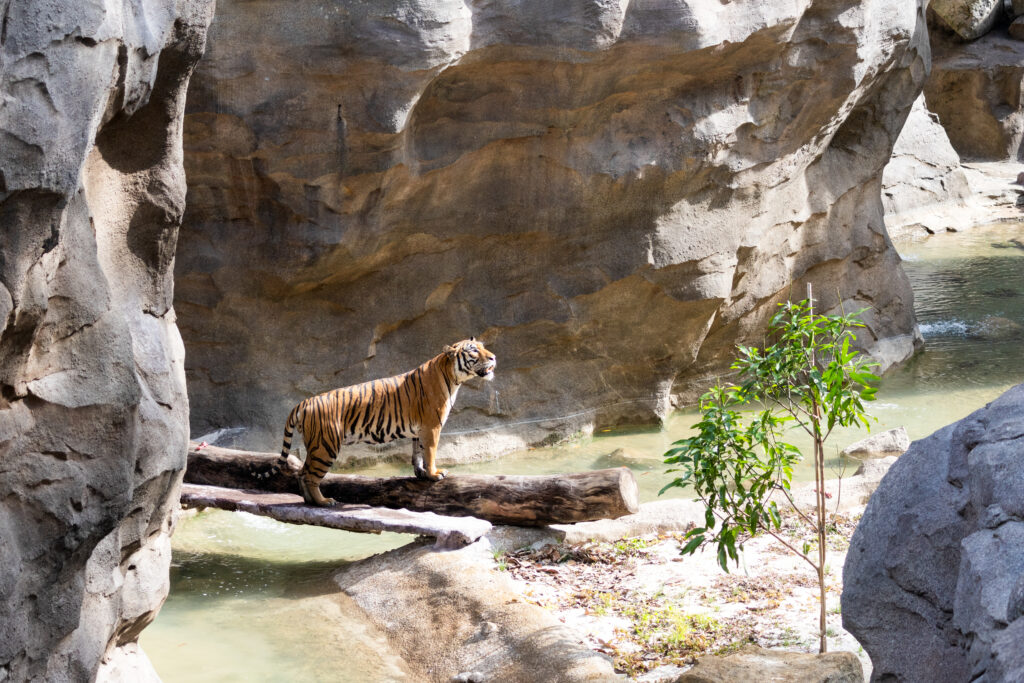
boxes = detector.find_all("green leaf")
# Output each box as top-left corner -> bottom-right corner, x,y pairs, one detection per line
680,534 -> 705,555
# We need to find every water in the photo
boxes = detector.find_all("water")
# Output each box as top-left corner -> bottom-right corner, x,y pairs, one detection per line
146,222 -> 1024,680
140,511 -> 413,682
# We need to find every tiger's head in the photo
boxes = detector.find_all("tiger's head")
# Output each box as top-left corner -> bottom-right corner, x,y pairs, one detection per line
445,337 -> 496,383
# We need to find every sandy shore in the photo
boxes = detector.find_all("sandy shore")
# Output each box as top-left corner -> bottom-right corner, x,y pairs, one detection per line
489,474 -> 885,680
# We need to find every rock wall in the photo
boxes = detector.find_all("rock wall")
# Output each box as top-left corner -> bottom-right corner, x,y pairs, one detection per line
842,383 -> 1024,682
0,1 -> 212,680
881,93 -> 974,237
926,28 -> 1024,161
177,0 -> 928,460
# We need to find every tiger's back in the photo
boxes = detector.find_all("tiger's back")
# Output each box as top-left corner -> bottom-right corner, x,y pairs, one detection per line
289,368 -> 444,450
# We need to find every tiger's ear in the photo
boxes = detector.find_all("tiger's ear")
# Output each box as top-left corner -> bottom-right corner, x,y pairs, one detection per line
443,344 -> 457,358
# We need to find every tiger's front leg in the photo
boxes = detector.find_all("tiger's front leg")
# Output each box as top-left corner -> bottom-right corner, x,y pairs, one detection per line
414,427 -> 446,481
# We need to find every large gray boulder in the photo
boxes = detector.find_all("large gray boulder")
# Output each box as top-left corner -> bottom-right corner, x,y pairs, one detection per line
842,384 -> 1024,682
0,0 -> 213,680
177,0 -> 928,461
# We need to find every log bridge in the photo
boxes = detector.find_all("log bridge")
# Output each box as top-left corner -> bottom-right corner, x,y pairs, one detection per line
182,442 -> 641,548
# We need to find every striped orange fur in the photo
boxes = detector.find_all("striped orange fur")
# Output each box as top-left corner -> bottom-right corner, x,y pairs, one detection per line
278,338 -> 496,506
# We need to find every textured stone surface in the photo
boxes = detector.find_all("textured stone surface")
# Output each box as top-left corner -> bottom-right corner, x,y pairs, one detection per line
0,0 -> 213,680
335,540 -> 619,682
842,383 -> 1024,682
841,426 -> 911,458
675,645 -> 863,683
177,0 -> 927,460
929,0 -> 1004,41
926,29 -> 1024,161
881,94 -> 974,236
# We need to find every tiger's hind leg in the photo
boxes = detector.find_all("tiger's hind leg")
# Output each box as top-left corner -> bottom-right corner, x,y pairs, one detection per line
299,445 -> 338,507
411,438 -> 426,479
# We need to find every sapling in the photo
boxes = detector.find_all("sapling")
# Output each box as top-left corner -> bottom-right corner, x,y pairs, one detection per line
661,294 -> 877,653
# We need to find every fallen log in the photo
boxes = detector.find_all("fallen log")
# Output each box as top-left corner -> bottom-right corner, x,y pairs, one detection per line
185,442 -> 640,527
180,483 -> 492,549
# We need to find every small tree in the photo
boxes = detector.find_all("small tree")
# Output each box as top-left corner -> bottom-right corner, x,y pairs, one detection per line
661,296 -> 877,653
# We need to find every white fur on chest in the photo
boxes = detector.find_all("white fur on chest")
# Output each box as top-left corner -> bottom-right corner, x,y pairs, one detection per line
439,384 -> 460,427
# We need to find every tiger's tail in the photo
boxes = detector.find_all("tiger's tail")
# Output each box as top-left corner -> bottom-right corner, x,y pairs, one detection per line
277,403 -> 302,470
257,403 -> 302,480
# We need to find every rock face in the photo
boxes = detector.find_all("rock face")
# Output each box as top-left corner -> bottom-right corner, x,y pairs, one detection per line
926,29 -> 1024,161
335,540 -> 619,682
0,1 -> 212,680
841,426 -> 911,459
881,94 -> 974,236
676,645 -> 864,683
842,383 -> 1024,682
929,0 -> 1004,41
177,0 -> 927,459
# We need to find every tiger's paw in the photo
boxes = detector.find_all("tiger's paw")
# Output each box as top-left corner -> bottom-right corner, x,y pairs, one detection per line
428,469 -> 447,481
309,497 -> 338,508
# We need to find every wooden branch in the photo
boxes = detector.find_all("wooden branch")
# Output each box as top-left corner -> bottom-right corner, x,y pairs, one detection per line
185,442 -> 640,527
180,484 -> 492,549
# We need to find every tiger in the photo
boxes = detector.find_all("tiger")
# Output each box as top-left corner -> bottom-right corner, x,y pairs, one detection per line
276,338 -> 496,507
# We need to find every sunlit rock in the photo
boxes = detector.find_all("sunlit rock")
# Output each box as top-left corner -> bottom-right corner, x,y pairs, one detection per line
882,94 -> 973,237
177,0 -> 928,460
926,29 -> 1024,161
841,427 -> 911,459
930,0 -> 1004,41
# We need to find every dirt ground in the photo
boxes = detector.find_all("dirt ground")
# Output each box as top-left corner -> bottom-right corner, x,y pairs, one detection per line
493,508 -> 870,680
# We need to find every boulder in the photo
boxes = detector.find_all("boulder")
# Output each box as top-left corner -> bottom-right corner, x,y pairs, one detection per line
176,0 -> 928,459
881,95 -> 974,237
675,645 -> 863,682
968,315 -> 1024,340
334,540 -> 619,682
842,383 -> 1024,682
929,0 -> 1004,41
0,0 -> 213,680
841,427 -> 911,458
926,30 -> 1024,161
1011,16 -> 1024,40
852,456 -> 899,482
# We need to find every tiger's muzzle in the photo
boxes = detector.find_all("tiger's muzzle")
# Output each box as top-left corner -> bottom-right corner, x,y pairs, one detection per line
476,358 -> 496,379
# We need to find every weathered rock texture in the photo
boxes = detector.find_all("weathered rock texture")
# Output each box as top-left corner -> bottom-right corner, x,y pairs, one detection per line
926,29 -> 1024,161
881,94 -> 974,236
177,0 -> 928,459
676,645 -> 863,682
335,539 -> 619,682
929,0 -> 1004,41
0,1 -> 212,680
840,426 -> 911,459
842,383 -> 1024,682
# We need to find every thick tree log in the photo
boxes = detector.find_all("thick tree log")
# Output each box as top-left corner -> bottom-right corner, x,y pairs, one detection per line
185,442 -> 640,527
180,484 -> 492,548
